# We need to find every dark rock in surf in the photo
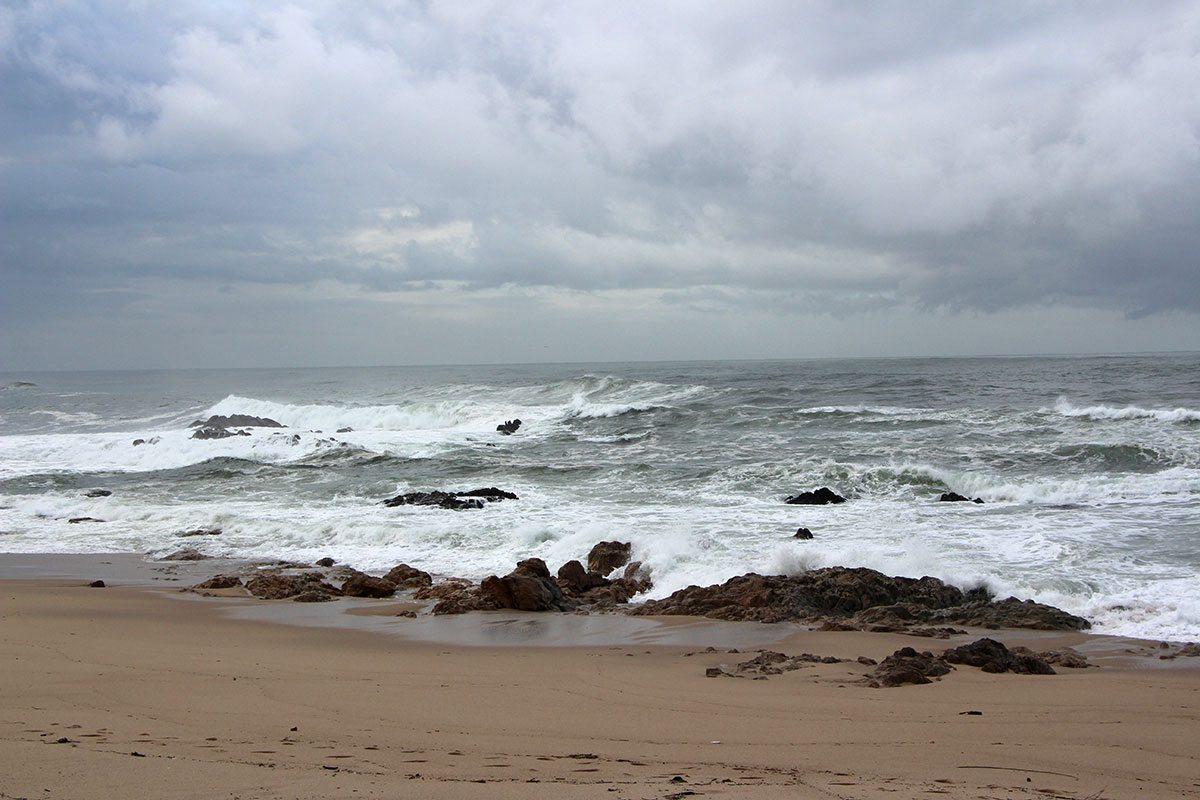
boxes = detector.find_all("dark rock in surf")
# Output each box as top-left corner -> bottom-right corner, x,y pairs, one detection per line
872,647 -> 953,687
340,572 -> 398,598
336,427 -> 353,433
383,563 -> 433,588
496,419 -> 522,435
84,489 -> 112,498
382,488 -> 517,510
131,437 -> 159,446
68,517 -> 104,524
939,492 -> 984,503
176,528 -> 221,538
793,527 -> 814,539
190,414 -> 284,429
480,558 -> 575,612
315,557 -> 336,567
587,541 -> 632,576
191,425 -> 236,440
784,487 -> 846,505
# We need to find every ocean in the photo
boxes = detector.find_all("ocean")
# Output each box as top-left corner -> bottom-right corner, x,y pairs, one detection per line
2,354 -> 1198,641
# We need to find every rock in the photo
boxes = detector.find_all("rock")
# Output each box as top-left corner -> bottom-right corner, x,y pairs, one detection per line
939,492 -> 984,503
158,547 -> 209,561
622,561 -> 653,590
942,638 -> 1056,675
336,427 -> 353,433
292,590 -> 337,602
557,560 -> 608,594
131,437 -> 159,447
941,637 -> 1013,673
193,575 -> 243,589
84,489 -> 112,498
587,541 -> 632,576
784,487 -> 846,505
456,487 -> 519,500
245,572 -> 342,600
340,573 -> 397,598
873,647 -> 953,687
88,580 -> 106,588
383,564 -> 433,588
792,527 -> 814,539
1032,647 -> 1090,668
177,528 -> 221,537
382,488 -> 517,510
191,425 -> 236,440
496,419 -> 522,435
315,557 -> 336,567
626,567 -> 1090,631
190,414 -> 284,428
479,558 -> 575,612
68,517 -> 104,524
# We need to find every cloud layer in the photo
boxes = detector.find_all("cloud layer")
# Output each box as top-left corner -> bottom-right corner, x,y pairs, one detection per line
2,1 -> 1199,368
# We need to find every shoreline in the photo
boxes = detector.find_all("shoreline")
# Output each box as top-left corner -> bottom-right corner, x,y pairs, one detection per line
2,553 -> 1199,797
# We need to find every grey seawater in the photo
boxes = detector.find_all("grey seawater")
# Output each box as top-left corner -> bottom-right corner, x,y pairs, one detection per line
1,354 -> 1198,640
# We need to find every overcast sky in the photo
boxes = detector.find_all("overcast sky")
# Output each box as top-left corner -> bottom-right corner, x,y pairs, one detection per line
3,1 -> 1200,370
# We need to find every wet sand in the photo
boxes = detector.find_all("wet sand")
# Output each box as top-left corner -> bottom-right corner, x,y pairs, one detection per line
1,555 -> 1199,798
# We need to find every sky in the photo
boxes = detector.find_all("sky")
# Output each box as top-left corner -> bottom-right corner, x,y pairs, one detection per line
2,1 -> 1200,370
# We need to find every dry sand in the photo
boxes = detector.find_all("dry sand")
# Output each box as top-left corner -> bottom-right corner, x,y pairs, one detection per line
2,570 -> 1199,799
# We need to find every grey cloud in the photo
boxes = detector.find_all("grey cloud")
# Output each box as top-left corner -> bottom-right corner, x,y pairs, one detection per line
2,0 -> 1200,368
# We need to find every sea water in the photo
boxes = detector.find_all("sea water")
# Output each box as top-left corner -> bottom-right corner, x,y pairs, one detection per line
1,355 -> 1197,641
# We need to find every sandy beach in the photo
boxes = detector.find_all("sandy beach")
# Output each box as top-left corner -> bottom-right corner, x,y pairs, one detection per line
1,558 -> 1198,799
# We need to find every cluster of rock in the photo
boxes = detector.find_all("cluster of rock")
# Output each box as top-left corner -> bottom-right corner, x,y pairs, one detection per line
192,562 -> 435,603
382,487 -> 519,510
867,637 -> 1089,687
415,542 -> 651,614
496,419 -> 522,435
626,566 -> 1091,633
785,487 -> 846,505
188,414 -> 284,441
939,492 -> 984,504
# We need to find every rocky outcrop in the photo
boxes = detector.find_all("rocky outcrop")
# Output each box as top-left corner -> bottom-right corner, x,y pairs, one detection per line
872,647 -> 953,687
340,572 -> 397,598
384,564 -> 433,588
480,558 -> 575,612
707,650 -> 848,679
793,527 -> 814,539
626,567 -> 1090,631
84,489 -> 112,498
784,487 -> 846,505
496,419 -> 522,435
939,492 -> 983,503
382,488 -> 518,510
587,541 -> 632,575
176,528 -> 221,538
190,414 -> 284,429
557,560 -> 607,594
245,572 -> 342,601
315,557 -> 335,567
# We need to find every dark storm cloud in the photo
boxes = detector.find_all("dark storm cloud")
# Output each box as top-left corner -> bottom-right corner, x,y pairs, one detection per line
2,0 -> 1199,368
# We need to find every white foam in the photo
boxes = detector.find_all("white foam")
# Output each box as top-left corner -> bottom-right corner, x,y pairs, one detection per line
1053,397 -> 1200,424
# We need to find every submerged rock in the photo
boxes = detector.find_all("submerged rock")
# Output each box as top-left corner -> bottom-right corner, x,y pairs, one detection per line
84,489 -> 112,498
784,487 -> 846,505
496,419 -> 522,435
245,572 -> 342,601
792,527 -> 814,540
